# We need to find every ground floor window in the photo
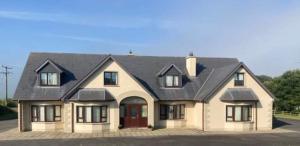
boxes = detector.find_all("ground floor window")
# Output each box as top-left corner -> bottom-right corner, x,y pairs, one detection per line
76,106 -> 108,123
160,104 -> 185,120
31,105 -> 61,122
226,105 -> 252,122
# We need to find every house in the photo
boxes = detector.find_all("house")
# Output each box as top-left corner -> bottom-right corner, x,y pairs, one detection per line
13,52 -> 274,133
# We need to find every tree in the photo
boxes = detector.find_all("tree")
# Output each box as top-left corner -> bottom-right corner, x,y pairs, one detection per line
260,70 -> 300,112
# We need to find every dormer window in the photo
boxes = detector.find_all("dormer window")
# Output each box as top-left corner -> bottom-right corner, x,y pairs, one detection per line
166,75 -> 179,87
35,59 -> 63,87
40,73 -> 59,86
234,73 -> 244,86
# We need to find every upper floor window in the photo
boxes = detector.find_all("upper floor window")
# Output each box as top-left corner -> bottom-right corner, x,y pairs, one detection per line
226,105 -> 252,122
166,75 -> 179,87
104,72 -> 118,85
234,73 -> 244,86
40,73 -> 59,86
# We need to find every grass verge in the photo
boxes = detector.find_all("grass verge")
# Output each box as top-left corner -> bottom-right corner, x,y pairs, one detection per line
275,113 -> 300,120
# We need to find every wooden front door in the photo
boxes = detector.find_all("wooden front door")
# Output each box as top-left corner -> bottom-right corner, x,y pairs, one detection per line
121,104 -> 147,128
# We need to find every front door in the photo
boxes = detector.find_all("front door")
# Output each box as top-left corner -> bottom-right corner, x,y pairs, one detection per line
121,104 -> 147,128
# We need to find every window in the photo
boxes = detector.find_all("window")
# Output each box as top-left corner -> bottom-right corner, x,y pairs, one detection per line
160,104 -> 185,120
166,75 -> 179,87
234,73 -> 244,86
40,72 -> 59,86
104,72 -> 118,85
141,105 -> 148,118
226,105 -> 252,122
76,106 -> 108,123
31,105 -> 61,122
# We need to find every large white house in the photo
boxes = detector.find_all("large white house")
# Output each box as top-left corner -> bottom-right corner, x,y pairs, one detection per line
13,52 -> 274,133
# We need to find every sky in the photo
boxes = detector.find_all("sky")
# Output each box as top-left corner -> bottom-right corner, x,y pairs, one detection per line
0,0 -> 299,98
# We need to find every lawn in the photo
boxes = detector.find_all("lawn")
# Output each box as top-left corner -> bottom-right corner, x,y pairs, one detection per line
275,113 -> 300,120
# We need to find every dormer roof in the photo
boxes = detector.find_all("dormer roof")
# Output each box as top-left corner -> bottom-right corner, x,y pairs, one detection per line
156,64 -> 183,76
35,59 -> 63,73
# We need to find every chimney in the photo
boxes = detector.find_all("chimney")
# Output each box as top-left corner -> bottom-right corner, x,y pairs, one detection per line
186,52 -> 197,77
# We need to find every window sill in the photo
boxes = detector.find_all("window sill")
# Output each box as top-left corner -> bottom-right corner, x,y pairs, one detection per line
32,121 -> 61,124
160,119 -> 186,121
226,121 -> 254,123
75,122 -> 110,125
104,85 -> 119,87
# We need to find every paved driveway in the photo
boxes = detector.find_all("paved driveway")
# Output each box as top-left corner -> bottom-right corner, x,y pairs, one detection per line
0,132 -> 299,146
0,118 -> 299,146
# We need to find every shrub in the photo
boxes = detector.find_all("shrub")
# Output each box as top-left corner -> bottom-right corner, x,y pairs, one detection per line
0,105 -> 15,115
6,100 -> 17,107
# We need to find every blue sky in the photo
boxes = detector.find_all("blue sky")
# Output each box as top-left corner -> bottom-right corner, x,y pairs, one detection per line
0,0 -> 299,98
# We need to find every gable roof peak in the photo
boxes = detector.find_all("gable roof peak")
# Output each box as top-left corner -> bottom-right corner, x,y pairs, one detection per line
35,59 -> 63,73
156,64 -> 183,76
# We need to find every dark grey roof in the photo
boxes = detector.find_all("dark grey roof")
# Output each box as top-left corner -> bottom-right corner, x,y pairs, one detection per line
220,88 -> 259,102
14,52 -> 244,101
70,88 -> 115,101
14,53 -> 108,100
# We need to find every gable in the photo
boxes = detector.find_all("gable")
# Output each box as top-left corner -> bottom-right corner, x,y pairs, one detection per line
38,63 -> 59,73
79,58 -> 156,102
206,66 -> 274,103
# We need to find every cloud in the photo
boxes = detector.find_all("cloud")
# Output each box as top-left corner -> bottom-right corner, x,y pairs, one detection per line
0,10 -> 156,29
45,34 -> 149,48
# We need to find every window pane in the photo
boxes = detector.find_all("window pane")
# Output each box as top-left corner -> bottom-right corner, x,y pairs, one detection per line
48,73 -> 58,85
111,73 -> 117,84
32,106 -> 38,122
166,76 -> 173,86
142,105 -> 147,118
175,105 -> 180,119
92,107 -> 101,123
180,105 -> 185,119
55,106 -> 61,117
168,106 -> 174,119
239,74 -> 244,80
101,106 -> 107,122
46,106 -> 54,122
85,107 -> 92,122
174,76 -> 179,86
77,107 -> 83,123
242,107 -> 249,121
41,73 -> 48,85
39,106 -> 45,122
235,107 -> 241,121
227,106 -> 233,117
249,107 -> 252,118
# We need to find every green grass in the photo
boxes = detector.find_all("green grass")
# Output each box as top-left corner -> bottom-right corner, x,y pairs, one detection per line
275,113 -> 300,120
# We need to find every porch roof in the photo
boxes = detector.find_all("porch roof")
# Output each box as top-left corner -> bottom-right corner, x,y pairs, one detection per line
220,88 -> 259,102
70,88 -> 115,101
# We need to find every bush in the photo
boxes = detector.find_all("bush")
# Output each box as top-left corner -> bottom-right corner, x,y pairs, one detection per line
0,105 -> 15,115
6,100 -> 17,107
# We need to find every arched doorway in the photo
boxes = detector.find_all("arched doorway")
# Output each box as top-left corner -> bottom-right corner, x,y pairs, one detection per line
120,97 -> 148,128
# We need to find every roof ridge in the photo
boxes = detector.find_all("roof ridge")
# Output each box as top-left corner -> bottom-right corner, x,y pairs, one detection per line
30,52 -> 238,60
